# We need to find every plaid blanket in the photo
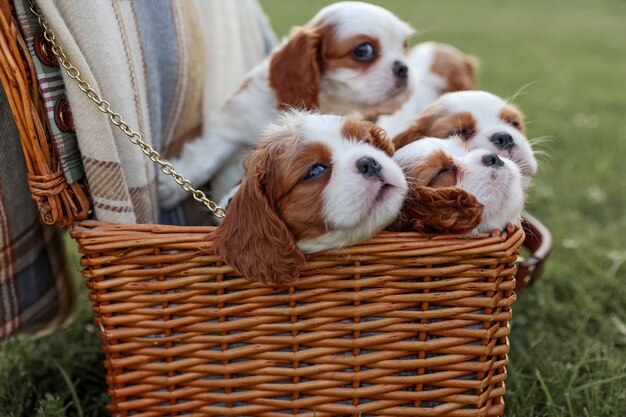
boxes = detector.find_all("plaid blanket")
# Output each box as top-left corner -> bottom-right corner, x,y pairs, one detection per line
0,86 -> 75,339
0,0 -> 275,339
36,0 -> 275,225
12,0 -> 85,184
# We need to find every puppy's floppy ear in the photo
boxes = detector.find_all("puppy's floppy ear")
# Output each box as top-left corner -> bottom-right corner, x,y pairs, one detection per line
392,114 -> 435,150
269,28 -> 323,110
449,55 -> 479,92
390,186 -> 483,234
464,55 -> 479,86
213,149 -> 305,285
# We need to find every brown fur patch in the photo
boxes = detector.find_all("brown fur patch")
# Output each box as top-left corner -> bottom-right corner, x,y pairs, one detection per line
499,105 -> 526,134
368,125 -> 395,156
430,44 -> 478,92
323,34 -> 381,72
340,118 -> 368,140
406,150 -> 456,186
392,104 -> 443,149
341,118 -> 395,156
393,107 -> 477,149
428,111 -> 477,139
269,27 -> 325,110
276,142 -> 332,241
389,186 -> 484,234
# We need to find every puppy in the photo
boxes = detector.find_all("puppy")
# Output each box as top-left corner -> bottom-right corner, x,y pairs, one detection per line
392,90 -> 537,187
213,111 -> 408,284
378,41 -> 477,137
392,137 -> 524,234
159,1 -> 414,208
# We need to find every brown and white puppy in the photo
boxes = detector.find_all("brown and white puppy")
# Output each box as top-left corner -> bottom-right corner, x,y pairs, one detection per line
392,137 -> 524,234
213,110 -> 407,284
378,41 -> 478,137
159,1 -> 414,208
392,90 -> 537,188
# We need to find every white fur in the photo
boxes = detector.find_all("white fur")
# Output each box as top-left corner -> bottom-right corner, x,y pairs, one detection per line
258,110 -> 407,253
378,42 -> 463,137
394,137 -> 524,233
158,1 -> 414,209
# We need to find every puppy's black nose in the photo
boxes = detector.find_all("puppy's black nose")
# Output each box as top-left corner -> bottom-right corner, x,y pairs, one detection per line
393,61 -> 409,79
490,132 -> 515,151
356,156 -> 382,178
482,153 -> 505,168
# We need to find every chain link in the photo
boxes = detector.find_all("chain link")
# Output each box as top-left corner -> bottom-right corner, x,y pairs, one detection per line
28,1 -> 225,218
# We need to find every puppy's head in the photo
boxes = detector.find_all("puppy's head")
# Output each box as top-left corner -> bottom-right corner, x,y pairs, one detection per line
213,110 -> 407,284
394,137 -> 524,234
410,41 -> 478,93
393,91 -> 537,187
269,1 -> 414,117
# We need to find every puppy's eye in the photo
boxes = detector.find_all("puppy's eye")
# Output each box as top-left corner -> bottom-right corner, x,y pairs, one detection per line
436,167 -> 453,177
303,164 -> 328,180
452,128 -> 475,139
429,166 -> 456,187
506,119 -> 521,130
352,42 -> 376,62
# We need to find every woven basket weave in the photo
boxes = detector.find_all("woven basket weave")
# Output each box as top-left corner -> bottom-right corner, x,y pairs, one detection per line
72,221 -> 522,417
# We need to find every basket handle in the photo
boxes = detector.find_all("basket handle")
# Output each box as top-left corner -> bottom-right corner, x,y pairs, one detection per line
0,0 -> 91,226
28,0 -> 225,219
515,211 -> 552,291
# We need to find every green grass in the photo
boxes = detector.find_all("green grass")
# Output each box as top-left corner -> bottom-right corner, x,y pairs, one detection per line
2,0 -> 626,416
0,238 -> 108,417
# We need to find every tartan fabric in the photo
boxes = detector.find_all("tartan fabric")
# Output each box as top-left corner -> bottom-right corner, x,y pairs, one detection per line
0,0 -> 275,338
35,0 -> 275,225
0,85 -> 75,340
12,0 -> 85,184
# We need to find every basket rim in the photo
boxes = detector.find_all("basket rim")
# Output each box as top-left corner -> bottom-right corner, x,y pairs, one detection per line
71,220 -> 523,252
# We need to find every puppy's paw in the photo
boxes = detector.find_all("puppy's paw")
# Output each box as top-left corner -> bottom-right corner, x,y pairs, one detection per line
157,174 -> 190,209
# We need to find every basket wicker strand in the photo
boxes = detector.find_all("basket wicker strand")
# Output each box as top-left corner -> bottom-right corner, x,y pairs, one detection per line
72,221 -> 522,417
0,0 -> 90,226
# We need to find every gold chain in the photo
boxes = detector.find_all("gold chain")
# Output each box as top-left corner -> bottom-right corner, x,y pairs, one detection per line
28,1 -> 225,218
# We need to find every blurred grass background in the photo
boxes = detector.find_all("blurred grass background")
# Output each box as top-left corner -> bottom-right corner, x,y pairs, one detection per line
1,0 -> 625,416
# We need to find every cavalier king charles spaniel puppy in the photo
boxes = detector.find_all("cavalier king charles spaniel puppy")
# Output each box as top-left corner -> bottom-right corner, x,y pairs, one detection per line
392,90 -> 538,188
213,110 -> 408,284
378,41 -> 478,137
391,137 -> 524,234
159,1 -> 414,209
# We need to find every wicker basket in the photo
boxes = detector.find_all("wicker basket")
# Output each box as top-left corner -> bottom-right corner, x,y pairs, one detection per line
1,2 -> 550,415
71,221 -> 522,417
